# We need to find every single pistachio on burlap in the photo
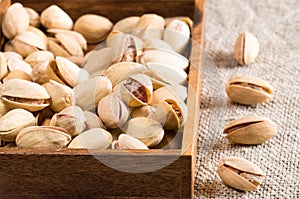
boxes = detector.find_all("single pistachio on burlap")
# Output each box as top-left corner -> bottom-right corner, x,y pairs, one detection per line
74,14 -> 113,43
114,74 -> 153,107
50,106 -> 86,137
84,111 -> 106,130
234,32 -> 260,65
43,80 -> 75,112
2,79 -> 50,112
2,70 -> 32,82
16,126 -> 71,148
217,156 -> 265,191
68,128 -> 112,149
124,117 -> 164,147
25,7 -> 40,27
224,116 -> 277,144
113,16 -> 140,33
225,76 -> 274,105
97,93 -> 129,129
40,5 -> 73,30
0,108 -> 36,142
112,134 -> 149,150
2,3 -> 29,39
25,50 -> 54,67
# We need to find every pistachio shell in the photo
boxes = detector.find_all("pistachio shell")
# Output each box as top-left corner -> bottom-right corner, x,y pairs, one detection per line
25,50 -> 54,67
47,38 -> 70,57
117,134 -> 149,150
84,111 -> 106,130
150,86 -> 183,105
3,70 -> 32,82
225,76 -> 273,105
27,26 -> 48,45
0,52 -> 8,80
68,128 -> 112,149
83,47 -> 113,74
224,116 -> 277,144
3,52 -> 23,61
0,99 -> 9,117
2,3 -> 29,39
16,126 -> 71,148
74,14 -> 113,43
113,16 -> 140,33
144,39 -> 174,51
125,117 -> 164,147
25,7 -> 40,27
6,55 -> 32,75
130,105 -> 156,119
55,33 -> 84,57
0,108 -> 36,141
40,5 -> 73,30
31,60 -> 52,84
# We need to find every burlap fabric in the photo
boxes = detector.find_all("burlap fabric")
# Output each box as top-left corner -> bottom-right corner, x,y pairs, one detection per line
194,0 -> 300,198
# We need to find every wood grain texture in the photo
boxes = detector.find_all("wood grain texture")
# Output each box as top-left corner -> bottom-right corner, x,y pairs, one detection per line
1,0 -> 205,198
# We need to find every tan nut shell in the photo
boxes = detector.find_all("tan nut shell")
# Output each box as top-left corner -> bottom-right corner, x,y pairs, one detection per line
151,86 -> 183,105
68,128 -> 112,149
125,117 -> 164,147
2,3 -> 29,39
74,14 -> 113,43
113,16 -> 140,33
84,111 -> 106,130
16,126 -> 71,148
224,116 -> 277,144
25,7 -> 40,27
144,39 -> 174,52
234,32 -> 259,65
47,38 -> 70,57
25,50 -> 54,67
48,29 -> 87,50
97,93 -> 129,129
130,105 -> 156,119
83,47 -> 113,74
40,5 -> 73,30
3,70 -> 32,82
0,52 -> 8,80
6,54 -> 32,75
0,108 -> 36,141
225,76 -> 273,105
114,134 -> 149,150
55,33 -> 84,57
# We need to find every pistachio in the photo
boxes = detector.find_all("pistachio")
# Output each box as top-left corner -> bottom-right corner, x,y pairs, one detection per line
113,16 -> 140,33
144,39 -> 174,52
224,116 -> 277,144
25,7 -> 40,27
68,128 -> 112,149
0,52 -> 8,80
25,50 -> 54,67
234,32 -> 260,65
54,33 -> 84,57
3,70 -> 32,82
84,111 -> 106,130
217,156 -> 265,191
113,134 -> 149,150
225,76 -> 274,105
40,5 -> 73,30
6,54 -> 32,75
83,47 -> 113,74
130,105 -> 156,119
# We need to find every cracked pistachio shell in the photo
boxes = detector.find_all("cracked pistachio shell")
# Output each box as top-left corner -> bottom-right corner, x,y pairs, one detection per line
47,38 -> 70,57
25,50 -> 54,67
217,156 -> 265,191
234,32 -> 259,65
0,108 -> 36,141
224,116 -> 277,144
97,93 -> 129,129
16,126 -> 71,148
2,3 -> 30,39
55,33 -> 84,57
84,111 -> 106,130
6,55 -> 32,75
68,128 -> 112,149
25,7 -> 40,27
74,14 -> 113,43
40,5 -> 73,30
74,75 -> 112,111
2,79 -> 50,111
43,80 -> 75,112
125,117 -> 164,147
83,47 -> 113,74
113,16 -> 140,33
225,76 -> 274,105
114,74 -> 153,107
113,134 -> 149,150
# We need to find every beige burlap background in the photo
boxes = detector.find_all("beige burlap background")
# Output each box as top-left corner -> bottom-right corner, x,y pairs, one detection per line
194,0 -> 300,198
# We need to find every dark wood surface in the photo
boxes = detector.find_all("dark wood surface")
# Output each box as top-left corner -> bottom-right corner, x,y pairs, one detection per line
1,0 -> 205,198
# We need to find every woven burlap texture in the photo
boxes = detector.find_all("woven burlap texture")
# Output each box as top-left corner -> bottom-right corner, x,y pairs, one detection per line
194,0 -> 300,198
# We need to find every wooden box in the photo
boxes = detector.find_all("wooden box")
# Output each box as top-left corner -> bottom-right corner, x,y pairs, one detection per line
0,0 -> 205,198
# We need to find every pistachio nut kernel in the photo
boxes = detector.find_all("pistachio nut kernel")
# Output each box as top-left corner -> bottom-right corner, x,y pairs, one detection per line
217,156 -> 265,191
225,76 -> 273,105
224,116 -> 277,144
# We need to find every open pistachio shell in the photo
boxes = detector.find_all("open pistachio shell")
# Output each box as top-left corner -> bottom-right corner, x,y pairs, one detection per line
0,108 -> 36,141
68,128 -> 112,149
55,33 -> 84,57
48,29 -> 87,50
151,86 -> 183,105
40,5 -> 73,30
16,126 -> 71,148
47,38 -> 70,57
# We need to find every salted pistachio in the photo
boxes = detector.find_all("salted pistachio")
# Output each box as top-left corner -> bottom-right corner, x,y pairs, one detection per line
3,70 -> 32,82
103,62 -> 147,87
54,33 -> 84,57
74,75 -> 112,111
2,79 -> 50,112
50,106 -> 86,137
224,116 -> 277,144
97,93 -> 129,129
125,117 -> 164,147
0,108 -> 36,141
6,54 -> 32,75
68,128 -> 112,149
40,5 -> 73,30
31,60 -> 51,84
132,14 -> 165,40
144,39 -> 174,51
130,105 -> 156,119
43,80 -> 75,112
234,32 -> 260,65
113,16 -> 140,33
83,47 -> 113,74
2,3 -> 29,39
16,126 -> 71,148
74,14 -> 113,43
0,52 -> 8,80
136,49 -> 189,70
25,7 -> 40,27
112,134 -> 149,150
225,76 -> 274,105
163,19 -> 191,54
84,111 -> 106,130
25,51 -> 54,67
217,156 -> 265,191
114,74 -> 153,107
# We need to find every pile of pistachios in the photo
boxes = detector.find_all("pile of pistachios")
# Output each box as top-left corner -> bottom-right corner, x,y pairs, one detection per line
0,3 -> 193,150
